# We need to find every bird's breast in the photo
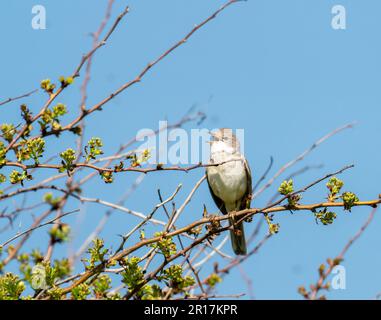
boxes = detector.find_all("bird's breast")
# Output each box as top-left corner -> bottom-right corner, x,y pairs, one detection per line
207,152 -> 247,205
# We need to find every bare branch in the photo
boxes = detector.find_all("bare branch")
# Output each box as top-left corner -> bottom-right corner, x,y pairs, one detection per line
0,89 -> 38,107
254,123 -> 356,199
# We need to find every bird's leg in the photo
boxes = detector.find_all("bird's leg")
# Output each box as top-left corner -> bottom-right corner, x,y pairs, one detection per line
227,210 -> 240,235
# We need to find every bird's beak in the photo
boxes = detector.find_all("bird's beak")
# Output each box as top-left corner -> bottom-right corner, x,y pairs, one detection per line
208,131 -> 217,144
209,131 -> 218,138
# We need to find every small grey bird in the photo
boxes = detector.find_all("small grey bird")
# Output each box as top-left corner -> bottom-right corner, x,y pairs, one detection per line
206,128 -> 252,255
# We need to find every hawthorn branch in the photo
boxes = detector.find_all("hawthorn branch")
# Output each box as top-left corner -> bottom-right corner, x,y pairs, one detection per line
59,194 -> 381,296
2,159 -> 243,175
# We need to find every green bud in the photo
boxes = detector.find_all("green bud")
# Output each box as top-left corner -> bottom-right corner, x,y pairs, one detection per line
0,141 -> 7,167
40,79 -> 56,94
9,170 -> 31,185
120,257 -> 144,292
100,171 -> 113,183
59,76 -> 74,88
71,283 -> 90,300
127,149 -> 151,167
1,124 -> 16,143
85,137 -> 103,162
43,192 -> 61,208
206,273 -> 222,288
327,177 -> 344,202
341,192 -> 359,211
150,232 -> 177,258
92,275 -> 112,298
269,223 -> 280,234
278,179 -> 294,195
159,265 -> 195,293
69,126 -> 82,136
59,148 -> 76,173
314,209 -> 337,225
52,103 -> 67,117
39,104 -> 67,134
49,224 -> 71,243
85,238 -> 109,270
17,137 -> 45,164
0,273 -> 26,300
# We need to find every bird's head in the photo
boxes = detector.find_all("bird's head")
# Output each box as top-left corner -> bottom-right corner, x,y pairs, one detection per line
209,128 -> 241,152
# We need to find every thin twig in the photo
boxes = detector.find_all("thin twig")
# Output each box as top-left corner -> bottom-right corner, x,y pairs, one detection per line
0,209 -> 79,249
308,207 -> 378,300
253,123 -> 356,199
0,89 -> 38,107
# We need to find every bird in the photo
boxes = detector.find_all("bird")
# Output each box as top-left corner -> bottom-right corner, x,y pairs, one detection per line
206,128 -> 252,255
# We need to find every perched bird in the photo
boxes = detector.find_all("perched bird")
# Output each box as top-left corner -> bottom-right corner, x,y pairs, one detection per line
206,128 -> 252,255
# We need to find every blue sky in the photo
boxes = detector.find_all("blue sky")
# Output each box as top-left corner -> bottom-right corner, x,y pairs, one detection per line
1,0 -> 381,299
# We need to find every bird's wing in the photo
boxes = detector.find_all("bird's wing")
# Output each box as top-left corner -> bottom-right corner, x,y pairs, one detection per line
206,172 -> 228,215
239,157 -> 253,211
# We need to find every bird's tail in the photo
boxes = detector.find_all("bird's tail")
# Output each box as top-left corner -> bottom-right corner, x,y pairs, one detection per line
229,218 -> 247,255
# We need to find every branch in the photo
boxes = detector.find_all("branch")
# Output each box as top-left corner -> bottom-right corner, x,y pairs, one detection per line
0,89 -> 38,107
2,159 -> 242,176
5,5 -> 130,152
253,123 -> 356,199
26,0 -> 241,140
304,206 -> 378,300
59,193 -> 381,296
